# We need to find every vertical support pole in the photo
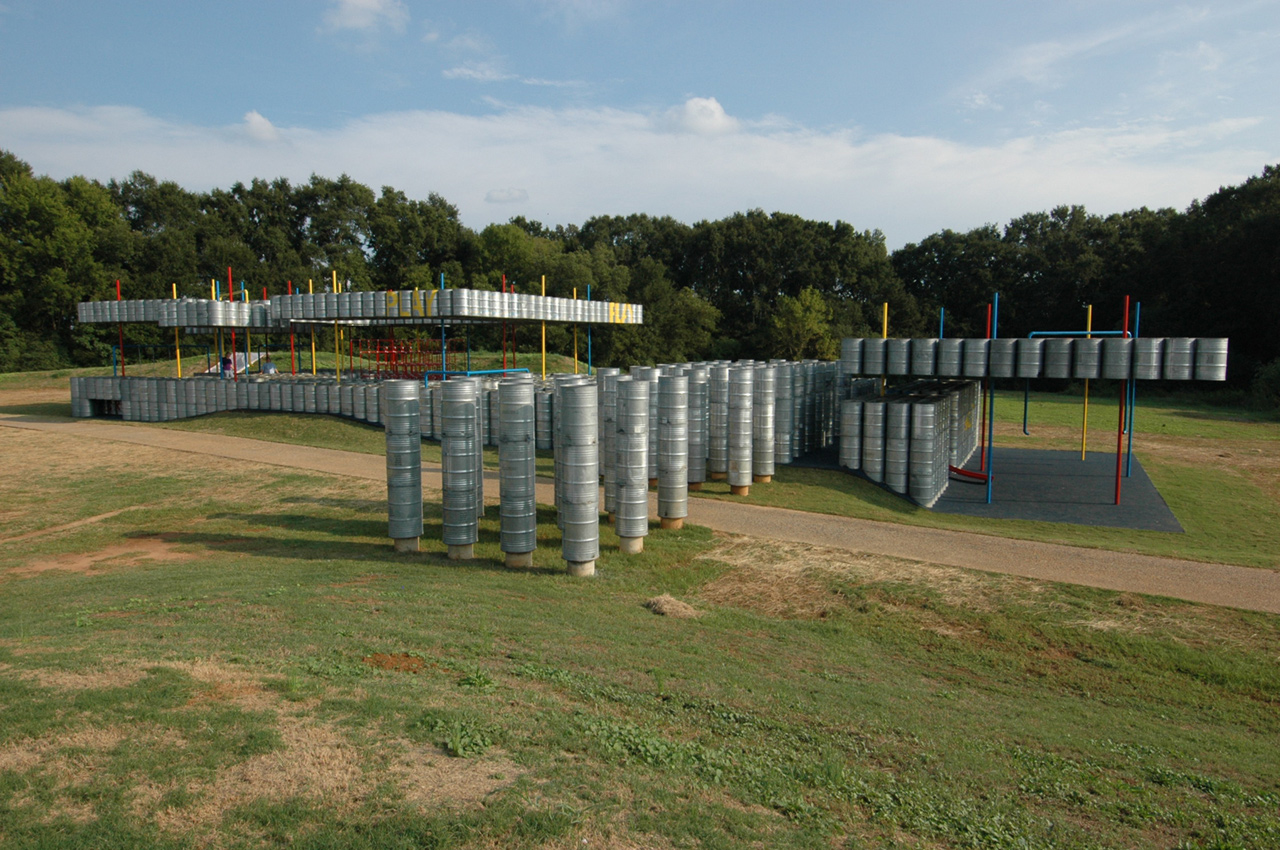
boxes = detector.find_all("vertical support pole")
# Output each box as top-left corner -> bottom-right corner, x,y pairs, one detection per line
501,274 -> 508,371
573,286 -> 579,374
228,267 -> 237,381
172,283 -> 182,378
1115,294 -> 1130,504
1082,304 -> 1092,460
986,293 -> 999,505
939,307 -> 945,339
541,274 -> 547,381
287,280 -> 297,375
332,271 -> 341,383
880,301 -> 888,396
308,279 -> 316,375
242,284 -> 250,376
980,303 -> 991,471
587,283 -> 593,375
1126,302 -> 1140,477
116,279 -> 126,377
439,272 -> 446,376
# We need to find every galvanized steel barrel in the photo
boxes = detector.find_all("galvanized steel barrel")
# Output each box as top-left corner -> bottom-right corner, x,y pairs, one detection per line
1194,338 -> 1228,381
861,400 -> 886,483
936,339 -> 964,377
1016,338 -> 1044,378
908,400 -> 942,507
687,369 -> 710,484
1163,337 -> 1196,380
657,374 -> 689,519
707,364 -> 730,475
727,365 -> 754,487
535,387 -> 554,449
772,363 -> 794,465
598,369 -> 622,512
840,338 -> 862,376
884,400 -> 911,495
1101,338 -> 1133,380
861,338 -> 886,375
751,365 -> 776,479
1132,338 -> 1164,380
615,377 -> 650,539
442,378 -> 480,546
383,381 -> 423,541
911,339 -> 938,376
839,398 -> 863,469
1043,338 -> 1073,379
1073,338 -> 1102,380
559,381 -> 600,565
886,339 -> 911,376
962,338 -> 989,378
988,339 -> 1016,379
498,378 -> 537,555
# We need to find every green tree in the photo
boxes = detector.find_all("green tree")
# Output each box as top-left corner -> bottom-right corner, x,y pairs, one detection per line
772,286 -> 837,360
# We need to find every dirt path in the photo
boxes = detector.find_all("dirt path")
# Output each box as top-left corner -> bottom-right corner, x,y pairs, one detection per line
4,413 -> 1279,615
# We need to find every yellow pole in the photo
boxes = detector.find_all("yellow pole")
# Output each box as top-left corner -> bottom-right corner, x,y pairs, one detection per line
332,272 -> 341,383
1082,304 -> 1092,460
308,279 -> 316,375
573,287 -> 579,374
880,301 -> 889,396
541,274 -> 547,380
173,283 -> 182,378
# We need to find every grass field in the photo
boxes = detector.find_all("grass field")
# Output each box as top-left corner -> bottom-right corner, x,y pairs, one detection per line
0,414 -> 1278,849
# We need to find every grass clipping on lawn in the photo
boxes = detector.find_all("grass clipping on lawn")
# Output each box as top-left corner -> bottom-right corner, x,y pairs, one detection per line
644,594 -> 702,619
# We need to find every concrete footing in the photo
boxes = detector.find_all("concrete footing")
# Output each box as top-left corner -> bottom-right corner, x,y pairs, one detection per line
752,474 -> 772,484
392,537 -> 419,553
709,472 -> 727,481
730,485 -> 751,497
619,536 -> 645,554
688,482 -> 703,492
607,512 -> 616,525
660,517 -> 684,530
648,477 -> 658,487
504,551 -> 533,568
447,544 -> 474,560
566,560 -> 596,577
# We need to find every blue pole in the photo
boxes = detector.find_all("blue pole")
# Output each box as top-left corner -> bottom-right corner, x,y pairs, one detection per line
986,293 -> 998,505
939,307 -> 945,339
112,345 -> 118,377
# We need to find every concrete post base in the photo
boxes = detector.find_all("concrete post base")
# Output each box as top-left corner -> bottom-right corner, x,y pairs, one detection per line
688,482 -> 703,491
752,474 -> 772,484
566,560 -> 596,577
607,512 -> 616,525
660,517 -> 684,530
447,543 -> 474,560
619,536 -> 645,554
648,477 -> 658,487
730,485 -> 751,497
709,472 -> 728,481
392,537 -> 420,553
504,551 -> 533,568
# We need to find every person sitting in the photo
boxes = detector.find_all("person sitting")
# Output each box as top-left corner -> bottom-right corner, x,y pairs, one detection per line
261,355 -> 278,375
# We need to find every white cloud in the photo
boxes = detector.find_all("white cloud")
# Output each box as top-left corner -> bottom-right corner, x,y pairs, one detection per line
659,97 -> 740,135
443,63 -> 513,83
322,0 -> 408,33
242,110 -> 281,143
0,102 -> 1271,249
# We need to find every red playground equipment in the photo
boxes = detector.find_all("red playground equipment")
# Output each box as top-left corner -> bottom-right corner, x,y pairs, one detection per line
353,338 -> 462,379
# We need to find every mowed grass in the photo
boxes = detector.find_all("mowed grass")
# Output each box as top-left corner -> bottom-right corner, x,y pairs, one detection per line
0,426 -> 1278,849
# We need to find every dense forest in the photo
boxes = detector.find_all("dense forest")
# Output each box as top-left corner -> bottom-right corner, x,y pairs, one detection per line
1,149 -> 1277,403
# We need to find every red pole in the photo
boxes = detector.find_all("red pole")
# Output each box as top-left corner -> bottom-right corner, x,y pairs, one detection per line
115,278 -> 126,377
1115,294 -> 1130,505
979,302 -> 992,470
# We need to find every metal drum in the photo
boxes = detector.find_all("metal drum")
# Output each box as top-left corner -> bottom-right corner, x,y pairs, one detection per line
657,375 -> 690,521
687,369 -> 710,486
384,381 -> 423,541
884,400 -> 910,495
861,400 -> 886,483
598,369 -> 622,513
840,337 -> 862,376
839,399 -> 863,470
535,388 -> 553,450
936,339 -> 963,377
1073,338 -> 1102,380
886,339 -> 911,376
861,338 -> 886,375
773,363 -> 794,465
1101,338 -> 1133,380
988,339 -> 1016,379
366,385 -> 381,425
911,339 -> 938,376
303,383 -> 318,414
909,401 -> 942,507
1043,339 -> 1073,379
707,365 -> 730,476
615,377 -> 650,541
498,378 -> 537,556
1132,338 -> 1164,380
559,381 -> 600,568
1194,338 -> 1228,381
442,379 -> 480,546
290,382 -> 305,413
962,338 -> 989,378
352,384 -> 367,420
1015,338 -> 1044,378
727,366 -> 754,488
752,365 -> 776,479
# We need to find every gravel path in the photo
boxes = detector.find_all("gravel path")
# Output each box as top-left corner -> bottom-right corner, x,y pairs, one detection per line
4,413 -> 1278,614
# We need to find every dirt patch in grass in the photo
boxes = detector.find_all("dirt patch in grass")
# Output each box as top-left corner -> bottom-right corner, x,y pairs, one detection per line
1,660 -> 147,692
10,535 -> 196,578
364,652 -> 427,674
644,595 -> 702,619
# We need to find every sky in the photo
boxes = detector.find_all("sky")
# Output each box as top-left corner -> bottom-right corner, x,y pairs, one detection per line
1,0 -> 1277,248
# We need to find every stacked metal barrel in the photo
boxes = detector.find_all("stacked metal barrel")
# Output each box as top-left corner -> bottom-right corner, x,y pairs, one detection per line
383,380 -> 423,551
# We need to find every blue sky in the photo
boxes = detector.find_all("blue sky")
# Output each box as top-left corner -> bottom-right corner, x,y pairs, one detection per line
1,0 -> 1277,247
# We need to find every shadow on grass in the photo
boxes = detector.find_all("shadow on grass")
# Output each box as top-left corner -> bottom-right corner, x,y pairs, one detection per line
0,402 -> 72,417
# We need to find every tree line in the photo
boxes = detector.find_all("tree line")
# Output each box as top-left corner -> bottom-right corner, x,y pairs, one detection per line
1,149 -> 1277,399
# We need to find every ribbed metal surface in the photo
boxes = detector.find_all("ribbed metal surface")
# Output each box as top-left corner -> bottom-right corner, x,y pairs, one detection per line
727,365 -> 754,487
886,339 -> 911,376
839,398 -> 863,469
908,400 -> 943,507
687,369 -> 710,484
840,338 -> 862,377
1101,338 -> 1132,380
383,380 -> 423,540
615,377 -> 649,539
911,339 -> 938,376
861,400 -> 886,483
498,378 -> 537,554
1043,338 -> 1073,379
1016,338 -> 1044,378
657,374 -> 689,519
936,339 -> 963,377
707,364 -> 730,475
441,379 -> 480,546
1073,338 -> 1102,380
1194,338 -> 1228,381
598,369 -> 622,513
884,400 -> 910,494
535,387 -> 553,449
988,339 -> 1016,378
773,363 -> 794,464
752,365 -> 776,478
962,338 -> 989,378
861,338 -> 886,375
1132,338 -> 1164,380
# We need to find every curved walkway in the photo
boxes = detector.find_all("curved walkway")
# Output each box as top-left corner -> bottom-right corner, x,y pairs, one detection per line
4,413 -> 1279,615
